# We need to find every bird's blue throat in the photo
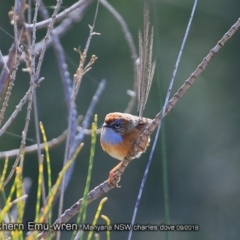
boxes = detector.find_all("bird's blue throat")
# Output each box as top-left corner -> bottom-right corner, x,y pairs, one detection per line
101,127 -> 123,145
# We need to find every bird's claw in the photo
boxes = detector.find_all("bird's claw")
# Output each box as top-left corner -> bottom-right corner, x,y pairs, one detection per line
108,171 -> 121,188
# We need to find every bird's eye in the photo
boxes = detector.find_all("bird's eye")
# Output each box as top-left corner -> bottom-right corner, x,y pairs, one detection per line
113,120 -> 121,129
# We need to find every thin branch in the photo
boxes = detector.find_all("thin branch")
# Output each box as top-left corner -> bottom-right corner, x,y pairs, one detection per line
25,0 -> 91,30
0,45 -> 17,97
57,2 -> 100,236
10,194 -> 28,205
99,0 -> 138,114
0,79 -> 44,137
0,123 -> 101,159
0,46 -> 23,127
0,50 -> 10,74
73,0 -> 100,100
35,1 -> 63,78
0,129 -> 66,159
1,136 -> 25,188
0,0 -> 27,96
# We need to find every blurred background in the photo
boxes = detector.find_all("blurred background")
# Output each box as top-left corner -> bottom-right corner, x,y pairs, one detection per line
0,0 -> 240,239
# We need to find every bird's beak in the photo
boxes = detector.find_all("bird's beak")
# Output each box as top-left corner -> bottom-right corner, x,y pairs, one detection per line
102,122 -> 109,128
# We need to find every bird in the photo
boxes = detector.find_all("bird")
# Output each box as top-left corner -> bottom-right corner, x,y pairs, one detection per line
101,112 -> 152,160
100,112 -> 152,183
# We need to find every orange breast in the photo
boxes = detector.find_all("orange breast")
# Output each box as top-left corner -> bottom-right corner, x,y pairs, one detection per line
101,140 -> 130,160
101,128 -> 150,160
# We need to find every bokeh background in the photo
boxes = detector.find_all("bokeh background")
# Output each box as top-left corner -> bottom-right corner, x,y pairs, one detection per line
0,0 -> 240,239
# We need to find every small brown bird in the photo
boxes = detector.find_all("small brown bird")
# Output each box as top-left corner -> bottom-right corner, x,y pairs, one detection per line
100,112 -> 152,182
101,112 -> 152,160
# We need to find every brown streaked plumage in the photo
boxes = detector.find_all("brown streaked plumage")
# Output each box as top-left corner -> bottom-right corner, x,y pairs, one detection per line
100,112 -> 152,161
